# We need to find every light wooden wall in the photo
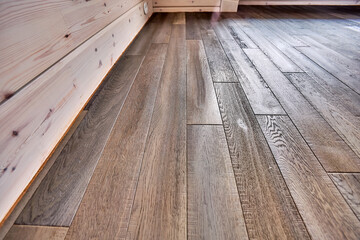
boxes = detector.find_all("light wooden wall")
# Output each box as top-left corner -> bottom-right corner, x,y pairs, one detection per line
153,0 -> 238,12
0,0 -> 153,225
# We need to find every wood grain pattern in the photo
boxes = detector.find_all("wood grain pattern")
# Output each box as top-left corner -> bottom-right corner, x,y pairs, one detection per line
173,13 -> 186,24
201,30 -> 238,82
187,125 -> 248,240
16,56 -> 143,227
330,173 -> 360,220
214,83 -> 309,239
186,13 -> 202,40
186,40 -> 222,124
0,111 -> 86,239
220,38 -> 285,114
258,115 -> 360,240
286,72 -> 360,158
152,13 -> 174,43
154,7 -> 221,12
126,22 -> 156,56
221,17 -> 258,49
0,0 -> 145,102
296,35 -> 360,94
0,1 -> 152,224
4,225 -> 68,240
244,48 -> 360,172
126,25 -> 187,240
64,44 -> 168,239
154,0 -> 221,7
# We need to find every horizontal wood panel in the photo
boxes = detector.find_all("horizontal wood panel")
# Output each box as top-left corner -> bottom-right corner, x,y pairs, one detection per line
0,0 -> 142,102
154,7 -> 221,12
0,0 -> 153,225
154,0 -> 221,7
238,0 -> 360,5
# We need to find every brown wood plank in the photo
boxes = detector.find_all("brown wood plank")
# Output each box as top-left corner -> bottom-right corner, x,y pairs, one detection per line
16,56 -> 144,227
152,13 -> 174,43
187,125 -> 248,240
186,40 -> 222,124
286,72 -> 360,158
186,13 -> 202,40
126,25 -> 186,240
4,225 -> 68,240
126,22 -> 156,56
258,115 -> 360,239
64,44 -> 168,239
201,30 -> 238,82
214,83 -> 309,239
245,48 -> 360,172
173,13 -> 186,24
220,38 -> 285,115
330,173 -> 360,220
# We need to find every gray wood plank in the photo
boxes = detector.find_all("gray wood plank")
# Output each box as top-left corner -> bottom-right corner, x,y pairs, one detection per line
201,29 -> 238,82
330,173 -> 360,220
16,56 -> 144,227
187,125 -> 248,240
5,226 -> 68,240
126,25 -> 187,240
186,40 -> 222,124
258,115 -> 360,240
214,82 -> 309,239
220,38 -> 285,115
64,44 -> 168,239
186,13 -> 201,40
126,22 -> 156,56
286,72 -> 360,158
245,48 -> 360,172
221,17 -> 258,49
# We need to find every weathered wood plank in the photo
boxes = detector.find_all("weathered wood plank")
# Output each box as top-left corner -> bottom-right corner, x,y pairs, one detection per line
214,82 -> 309,239
152,13 -> 174,43
245,48 -> 360,172
296,35 -> 360,94
329,173 -> 360,220
126,26 -> 187,240
221,17 -> 258,49
186,40 -> 222,124
258,115 -> 360,240
186,13 -> 202,40
126,22 -> 156,56
202,30 -> 238,82
187,125 -> 248,240
286,72 -> 360,158
16,56 -> 143,226
64,44 -> 168,239
220,38 -> 285,114
173,13 -> 186,24
154,0 -> 221,7
4,225 -> 68,240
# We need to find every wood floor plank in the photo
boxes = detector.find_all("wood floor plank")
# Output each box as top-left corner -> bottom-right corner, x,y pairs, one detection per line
5,225 -> 68,240
201,30 -> 238,82
258,115 -> 360,240
173,13 -> 186,24
329,173 -> 360,220
126,22 -> 156,56
187,125 -> 248,240
214,83 -> 309,239
64,44 -> 168,239
212,20 -> 233,41
295,35 -> 360,94
16,56 -> 144,227
126,25 -> 187,240
221,17 -> 258,49
286,72 -> 360,158
245,48 -> 360,172
152,13 -> 174,43
186,13 -> 201,40
232,16 -> 303,73
220,38 -> 285,115
265,35 -> 360,117
186,40 -> 222,124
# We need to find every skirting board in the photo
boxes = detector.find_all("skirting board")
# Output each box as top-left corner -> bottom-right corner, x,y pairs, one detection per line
0,0 -> 153,225
238,1 -> 360,5
154,6 -> 221,12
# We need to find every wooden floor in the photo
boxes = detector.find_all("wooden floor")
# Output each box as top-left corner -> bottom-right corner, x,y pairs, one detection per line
2,5 -> 360,240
